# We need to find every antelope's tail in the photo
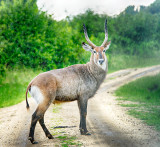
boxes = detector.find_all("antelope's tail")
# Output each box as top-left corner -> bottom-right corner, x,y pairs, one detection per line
26,83 -> 32,110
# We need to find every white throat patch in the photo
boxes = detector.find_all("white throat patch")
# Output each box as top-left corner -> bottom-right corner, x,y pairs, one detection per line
94,55 -> 107,71
99,62 -> 107,71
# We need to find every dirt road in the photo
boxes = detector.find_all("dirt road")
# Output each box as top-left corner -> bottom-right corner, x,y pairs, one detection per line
0,65 -> 160,147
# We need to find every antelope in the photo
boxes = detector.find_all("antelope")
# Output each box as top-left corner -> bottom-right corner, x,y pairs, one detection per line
26,19 -> 111,144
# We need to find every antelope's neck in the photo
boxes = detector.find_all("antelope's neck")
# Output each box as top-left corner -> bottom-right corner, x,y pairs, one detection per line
86,54 -> 108,84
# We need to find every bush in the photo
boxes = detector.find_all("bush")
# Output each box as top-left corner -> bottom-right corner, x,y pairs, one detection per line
0,0 -> 87,74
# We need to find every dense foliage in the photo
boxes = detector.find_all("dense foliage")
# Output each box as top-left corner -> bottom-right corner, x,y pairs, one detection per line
0,0 -> 160,78
0,0 -> 85,77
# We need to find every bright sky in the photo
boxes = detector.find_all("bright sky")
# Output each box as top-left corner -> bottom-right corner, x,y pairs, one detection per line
37,0 -> 155,20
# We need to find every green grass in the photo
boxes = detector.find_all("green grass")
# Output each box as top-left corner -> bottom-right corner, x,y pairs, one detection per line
120,104 -> 140,107
0,68 -> 42,108
128,109 -> 160,130
56,135 -> 82,147
53,104 -> 62,113
108,54 -> 160,73
115,73 -> 160,130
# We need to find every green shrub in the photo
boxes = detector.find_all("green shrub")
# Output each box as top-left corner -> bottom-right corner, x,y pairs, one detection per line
0,0 -> 87,74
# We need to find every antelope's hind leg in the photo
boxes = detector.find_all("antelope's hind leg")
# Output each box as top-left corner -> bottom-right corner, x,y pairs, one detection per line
39,115 -> 53,139
28,100 -> 54,144
28,108 -> 40,144
28,87 -> 56,144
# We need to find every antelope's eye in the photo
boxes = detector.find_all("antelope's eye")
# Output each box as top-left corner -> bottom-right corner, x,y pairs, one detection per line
93,51 -> 96,53
103,50 -> 106,52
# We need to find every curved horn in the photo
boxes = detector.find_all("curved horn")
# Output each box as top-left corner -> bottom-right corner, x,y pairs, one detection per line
101,19 -> 108,47
83,24 -> 96,48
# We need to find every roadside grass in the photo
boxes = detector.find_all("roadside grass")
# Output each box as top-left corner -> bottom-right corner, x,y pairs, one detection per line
108,54 -> 160,73
0,68 -> 42,108
115,73 -> 160,131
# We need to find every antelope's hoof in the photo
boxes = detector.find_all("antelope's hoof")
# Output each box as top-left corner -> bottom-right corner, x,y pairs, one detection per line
28,137 -> 38,144
85,132 -> 91,135
47,134 -> 54,139
81,131 -> 91,135
80,129 -> 91,135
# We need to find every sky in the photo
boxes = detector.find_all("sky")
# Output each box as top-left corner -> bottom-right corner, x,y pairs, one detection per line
37,0 -> 156,20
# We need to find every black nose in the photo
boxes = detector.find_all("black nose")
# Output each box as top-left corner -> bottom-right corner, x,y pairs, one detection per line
99,59 -> 104,65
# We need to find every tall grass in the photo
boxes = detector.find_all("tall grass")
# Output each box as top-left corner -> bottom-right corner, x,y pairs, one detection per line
115,73 -> 160,130
0,68 -> 42,108
108,53 -> 160,73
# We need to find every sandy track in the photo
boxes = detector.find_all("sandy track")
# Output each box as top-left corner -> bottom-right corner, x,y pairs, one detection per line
0,65 -> 160,147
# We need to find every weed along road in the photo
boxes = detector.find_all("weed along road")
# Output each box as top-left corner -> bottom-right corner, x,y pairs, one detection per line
0,65 -> 160,147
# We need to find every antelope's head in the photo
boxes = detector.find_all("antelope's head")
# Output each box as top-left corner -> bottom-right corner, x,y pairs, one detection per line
82,19 -> 111,70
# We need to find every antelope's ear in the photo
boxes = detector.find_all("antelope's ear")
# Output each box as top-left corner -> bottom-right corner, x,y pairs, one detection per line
104,41 -> 111,51
82,42 -> 92,52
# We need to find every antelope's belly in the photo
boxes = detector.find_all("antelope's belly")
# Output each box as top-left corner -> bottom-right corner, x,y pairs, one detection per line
55,86 -> 79,102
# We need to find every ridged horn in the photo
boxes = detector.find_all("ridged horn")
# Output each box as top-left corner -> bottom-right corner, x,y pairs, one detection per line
101,19 -> 108,47
83,24 -> 96,49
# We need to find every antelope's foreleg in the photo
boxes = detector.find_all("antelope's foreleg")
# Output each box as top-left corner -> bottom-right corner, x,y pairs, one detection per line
77,98 -> 91,135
